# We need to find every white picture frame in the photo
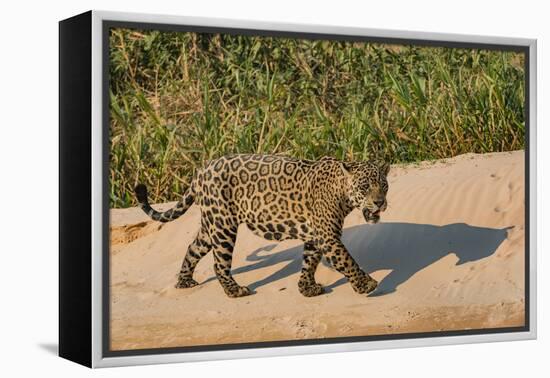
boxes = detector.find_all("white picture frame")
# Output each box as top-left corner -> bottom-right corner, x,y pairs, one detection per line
59,10 -> 537,368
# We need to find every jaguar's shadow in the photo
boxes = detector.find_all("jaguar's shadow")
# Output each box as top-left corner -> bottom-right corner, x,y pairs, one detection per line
228,222 -> 510,295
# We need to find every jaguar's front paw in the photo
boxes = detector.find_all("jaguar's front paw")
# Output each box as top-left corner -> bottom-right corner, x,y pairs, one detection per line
225,285 -> 252,298
299,282 -> 325,297
352,275 -> 378,295
175,276 -> 199,288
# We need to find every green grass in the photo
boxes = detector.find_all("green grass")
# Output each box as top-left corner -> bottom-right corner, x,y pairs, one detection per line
109,28 -> 525,208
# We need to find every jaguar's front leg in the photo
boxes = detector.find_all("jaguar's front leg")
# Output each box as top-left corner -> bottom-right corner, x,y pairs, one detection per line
320,239 -> 378,295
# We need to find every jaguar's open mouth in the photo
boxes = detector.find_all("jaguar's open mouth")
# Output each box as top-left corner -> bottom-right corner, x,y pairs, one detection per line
362,208 -> 381,224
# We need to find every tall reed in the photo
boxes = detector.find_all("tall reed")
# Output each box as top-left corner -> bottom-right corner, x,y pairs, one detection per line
109,29 -> 525,207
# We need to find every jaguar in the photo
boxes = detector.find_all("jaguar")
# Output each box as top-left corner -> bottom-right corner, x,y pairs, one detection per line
135,154 -> 389,298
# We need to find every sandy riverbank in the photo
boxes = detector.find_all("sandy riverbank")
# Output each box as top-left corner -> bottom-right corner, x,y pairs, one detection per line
109,150 -> 525,350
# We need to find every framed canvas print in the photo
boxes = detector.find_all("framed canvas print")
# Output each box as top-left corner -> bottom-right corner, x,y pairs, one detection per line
59,10 -> 537,368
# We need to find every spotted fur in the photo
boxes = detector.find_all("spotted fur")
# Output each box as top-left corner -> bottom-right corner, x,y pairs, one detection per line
135,154 -> 390,298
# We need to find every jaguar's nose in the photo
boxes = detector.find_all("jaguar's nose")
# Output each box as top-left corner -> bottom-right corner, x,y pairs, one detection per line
374,199 -> 385,209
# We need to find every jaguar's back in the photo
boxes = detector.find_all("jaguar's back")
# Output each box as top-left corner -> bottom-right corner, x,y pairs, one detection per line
195,154 -> 315,243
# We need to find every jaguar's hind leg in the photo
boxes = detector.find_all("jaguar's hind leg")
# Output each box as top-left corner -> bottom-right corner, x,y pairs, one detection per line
175,227 -> 211,288
298,241 -> 325,297
210,224 -> 251,298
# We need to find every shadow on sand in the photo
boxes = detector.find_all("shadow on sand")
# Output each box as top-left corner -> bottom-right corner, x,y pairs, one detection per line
221,222 -> 510,296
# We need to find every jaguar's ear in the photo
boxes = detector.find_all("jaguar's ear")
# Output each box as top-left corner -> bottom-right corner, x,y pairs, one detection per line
380,161 -> 391,176
342,161 -> 352,171
340,161 -> 353,178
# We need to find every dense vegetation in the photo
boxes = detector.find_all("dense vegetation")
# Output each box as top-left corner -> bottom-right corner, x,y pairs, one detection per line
109,28 -> 525,207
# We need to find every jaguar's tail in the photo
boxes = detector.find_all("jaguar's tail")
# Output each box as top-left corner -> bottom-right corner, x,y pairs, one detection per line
134,183 -> 194,223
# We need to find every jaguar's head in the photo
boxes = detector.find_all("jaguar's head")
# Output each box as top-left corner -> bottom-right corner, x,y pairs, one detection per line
343,160 -> 390,224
